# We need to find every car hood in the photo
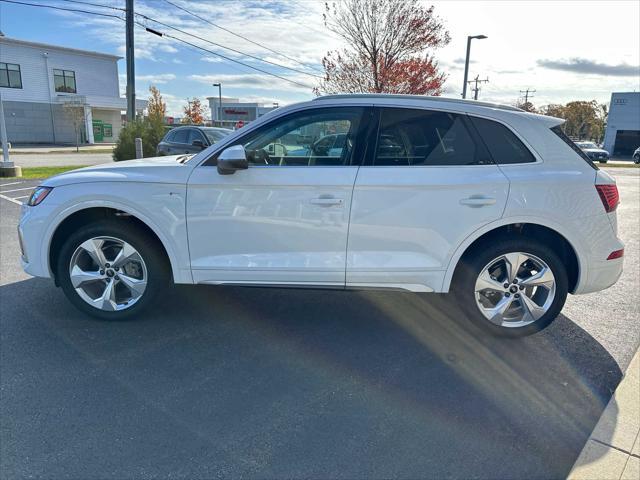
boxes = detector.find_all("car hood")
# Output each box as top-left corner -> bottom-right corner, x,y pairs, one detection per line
43,155 -> 194,187
582,148 -> 609,154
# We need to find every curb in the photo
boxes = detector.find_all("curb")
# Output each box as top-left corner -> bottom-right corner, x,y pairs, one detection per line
569,349 -> 640,479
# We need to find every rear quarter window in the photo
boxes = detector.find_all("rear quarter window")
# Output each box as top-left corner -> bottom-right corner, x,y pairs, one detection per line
550,125 -> 598,170
469,116 -> 537,164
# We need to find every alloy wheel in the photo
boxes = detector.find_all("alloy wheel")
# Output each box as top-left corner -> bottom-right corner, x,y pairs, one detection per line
474,252 -> 556,328
68,236 -> 148,311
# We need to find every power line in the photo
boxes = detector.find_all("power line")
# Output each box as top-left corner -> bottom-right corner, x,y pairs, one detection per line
0,0 -> 122,18
2,0 -> 315,90
161,0 -> 323,74
57,0 -> 123,11
139,23 -> 314,90
136,12 -> 323,79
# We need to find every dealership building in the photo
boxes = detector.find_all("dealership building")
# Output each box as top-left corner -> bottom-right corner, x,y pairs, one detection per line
603,92 -> 640,157
0,34 -> 146,144
207,97 -> 277,126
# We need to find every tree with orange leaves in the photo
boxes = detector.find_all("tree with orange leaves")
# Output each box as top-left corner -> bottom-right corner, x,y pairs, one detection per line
317,0 -> 450,95
182,97 -> 204,125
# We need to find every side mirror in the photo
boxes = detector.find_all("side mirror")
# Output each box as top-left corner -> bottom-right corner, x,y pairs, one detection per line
217,145 -> 248,175
192,139 -> 206,150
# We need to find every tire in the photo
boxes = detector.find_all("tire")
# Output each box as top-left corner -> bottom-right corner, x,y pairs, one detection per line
599,160 -> 608,164
453,237 -> 568,337
57,219 -> 170,320
634,155 -> 640,165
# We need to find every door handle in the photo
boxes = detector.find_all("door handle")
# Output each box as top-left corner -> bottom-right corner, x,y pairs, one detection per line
310,197 -> 344,207
460,196 -> 497,207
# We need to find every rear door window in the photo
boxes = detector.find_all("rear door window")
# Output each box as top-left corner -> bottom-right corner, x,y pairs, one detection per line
469,116 -> 536,164
373,108 -> 491,166
188,129 -> 206,145
172,129 -> 189,144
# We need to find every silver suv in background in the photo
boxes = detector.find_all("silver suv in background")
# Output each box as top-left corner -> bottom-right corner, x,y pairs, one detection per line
575,141 -> 610,164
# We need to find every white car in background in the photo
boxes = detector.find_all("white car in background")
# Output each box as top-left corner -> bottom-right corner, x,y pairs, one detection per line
19,94 -> 624,337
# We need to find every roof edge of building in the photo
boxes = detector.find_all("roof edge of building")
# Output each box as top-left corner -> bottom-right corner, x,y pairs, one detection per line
0,36 -> 122,60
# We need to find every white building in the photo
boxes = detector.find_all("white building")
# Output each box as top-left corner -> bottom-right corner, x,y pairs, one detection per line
207,97 -> 277,126
603,92 -> 640,157
0,35 -> 146,144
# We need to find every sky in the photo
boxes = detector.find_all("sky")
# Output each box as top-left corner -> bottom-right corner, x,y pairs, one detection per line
0,0 -> 639,117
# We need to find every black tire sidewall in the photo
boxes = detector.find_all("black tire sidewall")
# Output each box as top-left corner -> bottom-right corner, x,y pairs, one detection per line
57,220 -> 168,320
453,238 -> 568,337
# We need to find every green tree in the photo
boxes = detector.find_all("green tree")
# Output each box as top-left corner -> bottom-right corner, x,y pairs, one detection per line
112,118 -> 165,161
539,100 -> 607,142
147,85 -> 166,123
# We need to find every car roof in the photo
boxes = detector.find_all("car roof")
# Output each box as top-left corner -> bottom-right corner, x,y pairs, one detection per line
313,93 -> 523,112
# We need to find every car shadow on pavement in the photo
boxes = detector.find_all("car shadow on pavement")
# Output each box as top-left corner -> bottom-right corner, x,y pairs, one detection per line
0,279 -> 622,479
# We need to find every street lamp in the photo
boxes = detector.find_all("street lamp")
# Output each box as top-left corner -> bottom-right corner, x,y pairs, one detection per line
462,34 -> 487,99
212,83 -> 222,125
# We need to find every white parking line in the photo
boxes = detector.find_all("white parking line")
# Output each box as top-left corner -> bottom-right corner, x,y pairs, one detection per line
12,195 -> 30,200
0,187 -> 34,194
0,193 -> 23,205
0,181 -> 23,187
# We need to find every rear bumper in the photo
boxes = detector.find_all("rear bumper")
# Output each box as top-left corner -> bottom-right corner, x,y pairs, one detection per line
574,256 -> 624,294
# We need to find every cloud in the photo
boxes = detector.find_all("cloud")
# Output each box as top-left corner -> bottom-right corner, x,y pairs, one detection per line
537,58 -> 640,77
136,74 -> 177,84
453,57 -> 476,65
189,73 -> 316,93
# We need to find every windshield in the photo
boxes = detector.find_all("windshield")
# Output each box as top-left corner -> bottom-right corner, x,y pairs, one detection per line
202,129 -> 231,144
577,142 -> 598,149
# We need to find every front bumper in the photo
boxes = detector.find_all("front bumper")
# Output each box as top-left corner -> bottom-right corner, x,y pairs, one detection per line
18,203 -> 52,279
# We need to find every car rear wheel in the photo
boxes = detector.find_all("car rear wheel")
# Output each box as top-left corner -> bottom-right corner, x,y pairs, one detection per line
453,238 -> 568,337
57,220 -> 169,320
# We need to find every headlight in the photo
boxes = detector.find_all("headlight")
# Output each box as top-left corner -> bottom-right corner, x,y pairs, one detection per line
27,186 -> 53,206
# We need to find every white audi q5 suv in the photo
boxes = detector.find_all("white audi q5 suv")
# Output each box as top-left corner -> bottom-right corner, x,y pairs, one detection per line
19,94 -> 624,336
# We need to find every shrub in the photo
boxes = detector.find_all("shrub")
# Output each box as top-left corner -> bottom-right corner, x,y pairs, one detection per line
112,117 -> 165,161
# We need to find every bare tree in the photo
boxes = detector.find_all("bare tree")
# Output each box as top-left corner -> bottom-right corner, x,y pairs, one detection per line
62,100 -> 88,152
318,0 -> 450,95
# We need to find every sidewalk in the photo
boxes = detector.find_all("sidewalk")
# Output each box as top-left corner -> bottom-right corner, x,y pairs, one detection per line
569,349 -> 640,479
8,144 -> 115,154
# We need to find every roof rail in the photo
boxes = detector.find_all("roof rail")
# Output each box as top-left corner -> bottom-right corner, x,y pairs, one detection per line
313,93 -> 523,112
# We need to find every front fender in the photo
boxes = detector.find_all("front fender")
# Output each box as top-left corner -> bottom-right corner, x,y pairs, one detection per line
40,183 -> 192,284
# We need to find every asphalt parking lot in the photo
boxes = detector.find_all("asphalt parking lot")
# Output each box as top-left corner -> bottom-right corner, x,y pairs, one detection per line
1,169 -> 638,479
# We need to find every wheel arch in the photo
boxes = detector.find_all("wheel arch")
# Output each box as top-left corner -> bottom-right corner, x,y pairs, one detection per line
443,219 -> 583,294
47,205 -> 180,285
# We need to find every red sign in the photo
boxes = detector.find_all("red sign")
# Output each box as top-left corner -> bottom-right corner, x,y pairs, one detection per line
224,109 -> 248,115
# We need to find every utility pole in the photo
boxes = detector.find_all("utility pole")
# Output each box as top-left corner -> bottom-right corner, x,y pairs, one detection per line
519,88 -> 536,104
467,75 -> 489,100
125,0 -> 135,122
0,89 -> 20,177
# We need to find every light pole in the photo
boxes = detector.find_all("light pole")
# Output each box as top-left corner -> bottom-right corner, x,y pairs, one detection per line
212,83 -> 222,126
462,34 -> 487,99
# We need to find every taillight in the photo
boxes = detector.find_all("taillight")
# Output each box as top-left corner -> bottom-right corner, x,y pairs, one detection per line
595,184 -> 619,213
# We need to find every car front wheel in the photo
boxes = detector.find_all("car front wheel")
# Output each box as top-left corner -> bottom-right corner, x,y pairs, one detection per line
57,220 -> 169,320
453,239 -> 568,337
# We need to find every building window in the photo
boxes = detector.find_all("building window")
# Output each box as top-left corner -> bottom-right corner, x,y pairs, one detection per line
0,63 -> 22,89
53,69 -> 77,93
